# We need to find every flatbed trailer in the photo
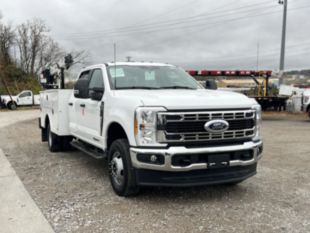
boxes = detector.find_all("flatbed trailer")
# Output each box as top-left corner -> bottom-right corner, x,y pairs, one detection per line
253,96 -> 288,111
187,70 -> 288,111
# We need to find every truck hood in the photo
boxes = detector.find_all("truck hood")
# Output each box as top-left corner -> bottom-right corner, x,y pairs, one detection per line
113,89 -> 257,110
304,90 -> 310,96
0,95 -> 17,103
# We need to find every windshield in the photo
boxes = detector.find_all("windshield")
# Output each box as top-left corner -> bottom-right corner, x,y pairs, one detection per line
107,65 -> 201,90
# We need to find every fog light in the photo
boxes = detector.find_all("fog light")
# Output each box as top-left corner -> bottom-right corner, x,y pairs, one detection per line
136,154 -> 165,165
240,151 -> 253,160
150,155 -> 157,162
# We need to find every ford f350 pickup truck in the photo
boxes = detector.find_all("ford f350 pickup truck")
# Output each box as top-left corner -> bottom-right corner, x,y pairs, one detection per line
39,62 -> 263,196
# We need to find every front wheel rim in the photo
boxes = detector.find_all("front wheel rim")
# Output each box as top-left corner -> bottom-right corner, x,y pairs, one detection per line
110,151 -> 124,187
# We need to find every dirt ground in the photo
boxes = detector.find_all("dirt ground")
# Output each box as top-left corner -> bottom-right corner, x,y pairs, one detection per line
0,114 -> 309,233
0,106 -> 39,112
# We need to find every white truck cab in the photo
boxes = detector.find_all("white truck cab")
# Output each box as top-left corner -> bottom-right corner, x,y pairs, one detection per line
39,62 -> 263,196
1,90 -> 40,109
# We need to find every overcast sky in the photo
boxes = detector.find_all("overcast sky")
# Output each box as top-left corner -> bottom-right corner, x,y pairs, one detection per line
1,0 -> 310,71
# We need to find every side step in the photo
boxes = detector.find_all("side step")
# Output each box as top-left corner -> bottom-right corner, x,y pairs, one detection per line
71,140 -> 106,160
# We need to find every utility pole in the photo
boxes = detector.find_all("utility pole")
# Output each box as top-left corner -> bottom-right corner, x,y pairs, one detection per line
256,42 -> 260,71
279,0 -> 288,85
113,43 -> 117,65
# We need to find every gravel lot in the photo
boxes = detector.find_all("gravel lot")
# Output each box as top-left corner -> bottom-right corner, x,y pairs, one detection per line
0,115 -> 310,233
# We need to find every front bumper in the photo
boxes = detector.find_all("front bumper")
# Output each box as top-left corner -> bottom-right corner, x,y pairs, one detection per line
130,140 -> 263,172
135,164 -> 257,187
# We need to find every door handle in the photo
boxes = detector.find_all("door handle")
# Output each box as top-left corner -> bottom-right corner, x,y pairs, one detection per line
68,103 -> 73,106
80,103 -> 86,107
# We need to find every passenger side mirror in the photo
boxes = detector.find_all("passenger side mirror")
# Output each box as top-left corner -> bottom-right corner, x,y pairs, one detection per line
74,78 -> 89,98
89,88 -> 104,101
205,80 -> 217,90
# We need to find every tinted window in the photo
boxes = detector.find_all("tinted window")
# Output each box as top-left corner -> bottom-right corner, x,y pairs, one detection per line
79,70 -> 90,80
89,69 -> 104,90
19,92 -> 31,98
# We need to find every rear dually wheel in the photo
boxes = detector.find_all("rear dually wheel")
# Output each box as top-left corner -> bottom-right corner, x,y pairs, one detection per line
47,123 -> 60,152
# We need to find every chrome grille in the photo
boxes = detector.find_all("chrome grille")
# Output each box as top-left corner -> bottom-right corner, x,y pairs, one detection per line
157,110 -> 256,143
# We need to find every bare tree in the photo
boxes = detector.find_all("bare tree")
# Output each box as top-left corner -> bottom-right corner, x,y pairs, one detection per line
36,37 -> 64,73
69,50 -> 90,66
16,19 -> 48,74
15,18 -> 90,76
0,22 -> 15,66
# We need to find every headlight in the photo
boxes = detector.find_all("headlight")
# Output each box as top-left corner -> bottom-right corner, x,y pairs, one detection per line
134,107 -> 166,146
252,104 -> 262,141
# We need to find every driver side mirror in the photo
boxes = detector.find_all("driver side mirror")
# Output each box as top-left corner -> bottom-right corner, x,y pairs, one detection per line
74,78 -> 90,98
205,80 -> 217,90
89,88 -> 104,101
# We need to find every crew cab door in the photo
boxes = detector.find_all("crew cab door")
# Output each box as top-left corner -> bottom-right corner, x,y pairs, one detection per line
68,70 -> 91,136
83,69 -> 105,145
17,91 -> 32,105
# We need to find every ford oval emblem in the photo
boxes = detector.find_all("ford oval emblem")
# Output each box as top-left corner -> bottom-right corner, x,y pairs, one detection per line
204,120 -> 229,133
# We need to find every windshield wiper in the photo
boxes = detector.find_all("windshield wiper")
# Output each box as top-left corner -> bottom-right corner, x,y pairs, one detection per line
160,86 -> 196,89
115,86 -> 159,90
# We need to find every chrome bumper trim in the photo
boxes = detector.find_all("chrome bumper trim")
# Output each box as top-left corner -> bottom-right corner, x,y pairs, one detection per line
130,141 -> 263,172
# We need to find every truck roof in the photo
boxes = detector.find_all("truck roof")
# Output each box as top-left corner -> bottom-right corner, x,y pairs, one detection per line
106,62 -> 174,67
80,62 -> 175,72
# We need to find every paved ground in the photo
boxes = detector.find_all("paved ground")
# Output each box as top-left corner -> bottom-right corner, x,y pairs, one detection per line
0,109 -> 54,233
0,111 -> 309,233
0,109 -> 39,128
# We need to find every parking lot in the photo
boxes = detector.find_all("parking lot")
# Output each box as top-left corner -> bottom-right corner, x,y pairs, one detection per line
0,111 -> 309,233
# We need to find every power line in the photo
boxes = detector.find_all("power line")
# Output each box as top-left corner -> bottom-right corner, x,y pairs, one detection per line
140,0 -> 201,24
63,4 -> 278,40
125,4 -> 310,51
62,0 -> 276,38
66,0 -> 242,37
62,3 -> 310,42
131,42 -> 310,65
193,48 -> 310,64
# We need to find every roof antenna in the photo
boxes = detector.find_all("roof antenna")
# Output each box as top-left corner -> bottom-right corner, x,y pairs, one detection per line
113,43 -> 117,89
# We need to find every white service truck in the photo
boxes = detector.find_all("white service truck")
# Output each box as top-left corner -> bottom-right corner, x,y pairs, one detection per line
1,90 -> 40,110
39,62 -> 263,196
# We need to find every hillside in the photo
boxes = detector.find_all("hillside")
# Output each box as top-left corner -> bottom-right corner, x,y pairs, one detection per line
285,69 -> 310,76
0,65 -> 42,95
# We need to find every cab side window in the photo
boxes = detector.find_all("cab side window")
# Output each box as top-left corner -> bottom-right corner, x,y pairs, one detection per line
19,92 -> 31,98
79,70 -> 91,81
88,69 -> 104,97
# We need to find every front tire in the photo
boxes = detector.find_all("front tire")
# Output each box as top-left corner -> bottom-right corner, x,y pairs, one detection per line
108,139 -> 139,197
47,123 -> 60,152
8,102 -> 17,110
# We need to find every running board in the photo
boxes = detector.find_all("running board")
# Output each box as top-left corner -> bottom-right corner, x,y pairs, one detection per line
70,140 -> 106,160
